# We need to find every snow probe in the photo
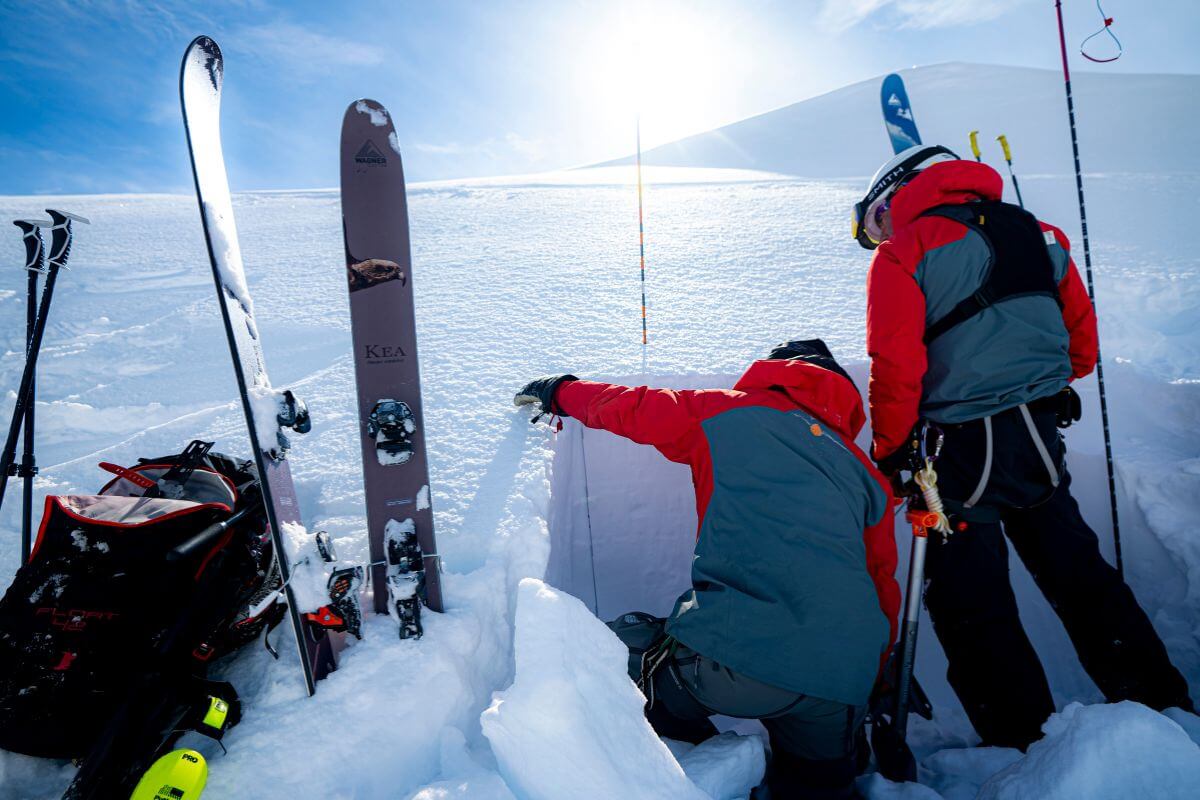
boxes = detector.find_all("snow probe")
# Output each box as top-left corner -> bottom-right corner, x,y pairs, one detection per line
0,210 -> 87,561
636,117 -> 649,346
996,135 -> 1026,209
1054,0 -> 1122,576
340,98 -> 444,628
181,35 -> 339,693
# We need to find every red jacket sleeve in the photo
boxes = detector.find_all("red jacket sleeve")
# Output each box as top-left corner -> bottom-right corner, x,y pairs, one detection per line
1045,225 -> 1098,379
866,243 -> 928,459
863,480 -> 900,649
554,380 -> 731,457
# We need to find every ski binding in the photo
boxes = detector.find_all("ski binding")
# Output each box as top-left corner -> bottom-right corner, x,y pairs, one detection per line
384,518 -> 424,639
366,399 -> 416,466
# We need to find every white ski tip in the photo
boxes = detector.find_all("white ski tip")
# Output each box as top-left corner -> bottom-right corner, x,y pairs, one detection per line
353,99 -> 391,128
13,218 -> 52,227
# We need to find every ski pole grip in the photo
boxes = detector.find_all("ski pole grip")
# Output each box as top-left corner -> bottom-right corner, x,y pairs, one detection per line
44,209 -> 89,268
12,220 -> 48,271
997,134 -> 1013,162
968,130 -> 981,161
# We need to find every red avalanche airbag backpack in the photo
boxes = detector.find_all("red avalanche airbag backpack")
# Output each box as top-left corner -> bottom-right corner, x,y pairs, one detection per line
0,444 -> 275,759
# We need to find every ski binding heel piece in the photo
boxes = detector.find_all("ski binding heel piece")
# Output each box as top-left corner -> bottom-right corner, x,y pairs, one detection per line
385,518 -> 424,639
304,566 -> 365,640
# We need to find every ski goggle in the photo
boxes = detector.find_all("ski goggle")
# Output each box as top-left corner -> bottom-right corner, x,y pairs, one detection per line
852,144 -> 957,251
851,193 -> 898,250
851,197 -> 886,250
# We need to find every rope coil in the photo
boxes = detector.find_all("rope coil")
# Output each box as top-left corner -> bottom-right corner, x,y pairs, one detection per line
913,459 -> 952,534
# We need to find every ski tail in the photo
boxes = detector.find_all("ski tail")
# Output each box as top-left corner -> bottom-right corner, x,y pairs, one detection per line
880,73 -> 922,154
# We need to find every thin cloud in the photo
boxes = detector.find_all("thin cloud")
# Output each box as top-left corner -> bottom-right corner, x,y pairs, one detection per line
505,132 -> 546,163
819,0 -> 1019,32
413,142 -> 469,155
230,22 -> 387,71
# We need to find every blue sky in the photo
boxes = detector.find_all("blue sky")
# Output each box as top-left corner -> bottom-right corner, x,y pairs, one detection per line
1,0 -> 1196,194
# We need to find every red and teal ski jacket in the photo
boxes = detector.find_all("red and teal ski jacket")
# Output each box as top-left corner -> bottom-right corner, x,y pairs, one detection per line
866,160 -> 1099,459
555,359 -> 900,706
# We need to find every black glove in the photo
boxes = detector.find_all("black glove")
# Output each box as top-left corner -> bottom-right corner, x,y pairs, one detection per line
1056,385 -> 1083,428
874,445 -> 912,478
514,375 -> 578,417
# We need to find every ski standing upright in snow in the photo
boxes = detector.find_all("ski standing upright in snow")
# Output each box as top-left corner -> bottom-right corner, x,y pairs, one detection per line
881,73 -> 922,154
340,99 -> 443,637
180,35 -> 338,695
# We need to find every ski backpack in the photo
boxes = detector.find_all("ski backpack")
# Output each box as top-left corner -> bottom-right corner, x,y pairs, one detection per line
0,442 -> 284,760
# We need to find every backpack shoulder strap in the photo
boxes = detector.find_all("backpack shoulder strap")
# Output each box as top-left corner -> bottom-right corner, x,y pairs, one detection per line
918,201 -> 1062,345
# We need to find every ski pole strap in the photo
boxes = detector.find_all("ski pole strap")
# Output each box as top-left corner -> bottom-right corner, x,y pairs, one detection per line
1081,0 -> 1122,63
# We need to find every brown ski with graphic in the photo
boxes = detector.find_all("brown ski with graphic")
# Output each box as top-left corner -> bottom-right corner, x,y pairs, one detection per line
340,99 -> 443,632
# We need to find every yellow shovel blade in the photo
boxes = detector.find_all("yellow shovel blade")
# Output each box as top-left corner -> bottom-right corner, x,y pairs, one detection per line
130,749 -> 208,800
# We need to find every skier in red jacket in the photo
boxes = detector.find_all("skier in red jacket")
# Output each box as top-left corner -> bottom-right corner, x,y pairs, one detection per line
856,145 -> 1193,749
516,340 -> 899,798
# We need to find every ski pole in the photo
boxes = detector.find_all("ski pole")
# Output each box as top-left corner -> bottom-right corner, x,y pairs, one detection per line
996,134 -> 1026,209
968,130 -> 982,162
636,117 -> 648,347
9,218 -> 49,562
1055,0 -> 1122,577
0,211 -> 87,550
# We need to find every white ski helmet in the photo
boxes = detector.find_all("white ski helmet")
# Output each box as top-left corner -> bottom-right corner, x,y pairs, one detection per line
852,144 -> 959,250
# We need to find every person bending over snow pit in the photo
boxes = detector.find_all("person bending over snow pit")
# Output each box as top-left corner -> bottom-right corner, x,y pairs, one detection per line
855,144 -> 1194,750
515,340 -> 901,799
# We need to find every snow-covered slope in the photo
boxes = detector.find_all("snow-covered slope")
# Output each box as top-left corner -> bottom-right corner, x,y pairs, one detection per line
0,63 -> 1198,799
597,62 -> 1200,177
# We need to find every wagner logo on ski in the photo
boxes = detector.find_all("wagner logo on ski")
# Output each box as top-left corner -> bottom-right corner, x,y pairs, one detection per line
355,140 -> 387,166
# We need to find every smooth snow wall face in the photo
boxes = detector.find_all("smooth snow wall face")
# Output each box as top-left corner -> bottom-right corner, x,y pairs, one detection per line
545,375 -> 736,621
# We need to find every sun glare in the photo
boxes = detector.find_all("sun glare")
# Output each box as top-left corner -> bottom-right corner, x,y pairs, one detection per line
574,1 -> 745,156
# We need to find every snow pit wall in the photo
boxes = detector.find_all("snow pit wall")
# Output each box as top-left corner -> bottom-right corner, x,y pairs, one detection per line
539,366 -> 1163,714
543,374 -> 737,621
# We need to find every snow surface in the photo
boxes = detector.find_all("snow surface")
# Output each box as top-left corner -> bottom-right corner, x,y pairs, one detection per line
0,63 -> 1198,799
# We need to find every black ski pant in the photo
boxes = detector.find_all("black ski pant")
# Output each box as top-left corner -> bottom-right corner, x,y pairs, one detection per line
923,404 -> 1193,749
609,613 -> 865,799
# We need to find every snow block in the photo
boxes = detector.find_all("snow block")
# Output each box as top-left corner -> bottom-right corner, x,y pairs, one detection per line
977,702 -> 1200,800
480,578 -> 712,800
676,733 -> 767,800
